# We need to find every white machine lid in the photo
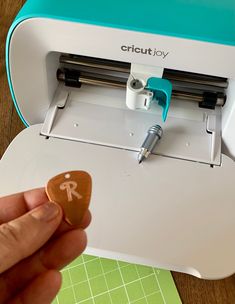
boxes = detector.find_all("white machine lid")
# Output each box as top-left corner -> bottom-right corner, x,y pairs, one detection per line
0,124 -> 235,279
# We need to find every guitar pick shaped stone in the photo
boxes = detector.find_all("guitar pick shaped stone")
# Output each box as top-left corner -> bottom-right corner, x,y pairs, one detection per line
46,171 -> 92,226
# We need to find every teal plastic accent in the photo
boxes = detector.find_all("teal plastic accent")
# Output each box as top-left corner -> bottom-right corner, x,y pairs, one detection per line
147,78 -> 173,122
5,0 -> 235,126
9,0 -> 235,46
6,24 -> 29,126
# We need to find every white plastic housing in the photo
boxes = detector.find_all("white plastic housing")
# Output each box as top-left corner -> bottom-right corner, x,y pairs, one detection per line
8,18 -> 235,157
126,64 -> 163,110
3,17 -> 235,279
1,125 -> 235,279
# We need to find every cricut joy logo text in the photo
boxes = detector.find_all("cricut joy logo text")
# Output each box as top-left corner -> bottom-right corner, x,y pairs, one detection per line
121,45 -> 169,59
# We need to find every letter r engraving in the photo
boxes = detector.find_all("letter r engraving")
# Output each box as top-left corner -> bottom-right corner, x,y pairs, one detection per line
60,181 -> 83,202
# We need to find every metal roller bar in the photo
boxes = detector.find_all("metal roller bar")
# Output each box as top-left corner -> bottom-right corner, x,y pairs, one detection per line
57,69 -> 126,89
172,91 -> 225,106
60,54 -> 228,90
79,74 -> 126,89
60,54 -> 130,73
57,69 -> 226,107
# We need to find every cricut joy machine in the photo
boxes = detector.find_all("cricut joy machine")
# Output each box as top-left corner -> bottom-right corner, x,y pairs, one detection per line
1,0 -> 235,279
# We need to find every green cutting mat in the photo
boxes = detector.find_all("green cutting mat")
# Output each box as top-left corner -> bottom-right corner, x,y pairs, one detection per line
52,255 -> 181,304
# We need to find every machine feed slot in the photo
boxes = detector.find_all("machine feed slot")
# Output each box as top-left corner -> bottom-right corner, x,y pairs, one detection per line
41,76 -> 222,166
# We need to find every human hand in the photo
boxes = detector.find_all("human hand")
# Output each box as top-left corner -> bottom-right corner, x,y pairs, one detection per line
0,188 -> 91,304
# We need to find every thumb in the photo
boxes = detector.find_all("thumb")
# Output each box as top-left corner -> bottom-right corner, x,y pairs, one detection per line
0,202 -> 62,274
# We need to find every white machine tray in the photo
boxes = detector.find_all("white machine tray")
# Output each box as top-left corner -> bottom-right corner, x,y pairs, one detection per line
0,124 -> 234,279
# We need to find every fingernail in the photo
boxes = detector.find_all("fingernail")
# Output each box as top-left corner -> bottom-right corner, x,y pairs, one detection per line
31,202 -> 60,222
